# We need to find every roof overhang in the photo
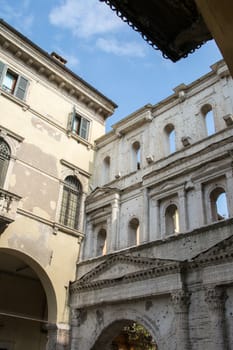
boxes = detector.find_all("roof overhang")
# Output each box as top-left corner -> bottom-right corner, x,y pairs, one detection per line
100,0 -> 212,62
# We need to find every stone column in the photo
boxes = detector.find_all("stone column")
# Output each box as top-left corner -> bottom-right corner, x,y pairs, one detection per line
46,323 -> 58,350
204,287 -> 227,350
195,183 -> 205,226
79,192 -> 87,232
171,290 -> 191,350
178,188 -> 187,233
70,308 -> 87,350
110,193 -> 120,252
141,188 -> 149,243
70,309 -> 79,350
149,198 -> 160,241
225,169 -> 233,217
83,218 -> 93,259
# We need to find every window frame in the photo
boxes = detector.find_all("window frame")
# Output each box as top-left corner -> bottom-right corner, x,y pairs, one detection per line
68,107 -> 91,141
0,60 -> 29,101
59,176 -> 82,230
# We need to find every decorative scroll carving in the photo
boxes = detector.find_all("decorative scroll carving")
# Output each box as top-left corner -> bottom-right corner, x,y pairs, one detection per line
171,290 -> 191,312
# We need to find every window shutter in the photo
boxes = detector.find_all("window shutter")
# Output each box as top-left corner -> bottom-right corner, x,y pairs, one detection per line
0,61 -> 6,86
80,118 -> 90,140
15,76 -> 29,100
67,107 -> 76,132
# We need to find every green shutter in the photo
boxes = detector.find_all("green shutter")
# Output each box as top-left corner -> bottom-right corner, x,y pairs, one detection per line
80,118 -> 90,140
0,61 -> 6,86
15,76 -> 29,100
67,107 -> 76,132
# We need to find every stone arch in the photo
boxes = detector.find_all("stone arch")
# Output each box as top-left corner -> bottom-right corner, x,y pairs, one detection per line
201,103 -> 215,136
0,247 -> 57,323
103,155 -> 111,184
89,308 -> 161,350
132,141 -> 141,171
97,228 -> 107,256
164,123 -> 175,154
128,217 -> 140,246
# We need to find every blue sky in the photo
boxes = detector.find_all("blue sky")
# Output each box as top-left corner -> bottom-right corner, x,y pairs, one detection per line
0,0 -> 222,131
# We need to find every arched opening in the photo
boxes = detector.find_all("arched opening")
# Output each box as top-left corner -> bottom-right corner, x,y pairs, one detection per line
91,320 -> 157,350
128,218 -> 140,246
0,138 -> 11,188
60,175 -> 82,229
103,156 -> 111,184
165,204 -> 179,235
97,228 -> 107,256
210,187 -> 229,221
132,142 -> 141,171
201,104 -> 215,136
164,124 -> 175,154
0,248 -> 57,350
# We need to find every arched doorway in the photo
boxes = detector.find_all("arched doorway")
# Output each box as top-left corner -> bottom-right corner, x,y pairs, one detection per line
0,249 -> 57,350
91,320 -> 157,350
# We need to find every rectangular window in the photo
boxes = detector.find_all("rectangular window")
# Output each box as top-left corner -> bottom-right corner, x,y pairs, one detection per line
68,109 -> 90,141
0,60 -> 29,101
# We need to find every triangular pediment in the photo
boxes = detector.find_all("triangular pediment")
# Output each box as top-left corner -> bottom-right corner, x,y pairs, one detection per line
87,186 -> 119,201
78,254 -> 179,283
191,232 -> 233,264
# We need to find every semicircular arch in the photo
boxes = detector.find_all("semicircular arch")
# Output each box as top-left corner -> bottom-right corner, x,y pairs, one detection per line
89,308 -> 162,350
0,247 -> 57,323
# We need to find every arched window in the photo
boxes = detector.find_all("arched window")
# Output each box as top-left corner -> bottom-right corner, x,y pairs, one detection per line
210,187 -> 229,222
128,218 -> 140,246
97,228 -> 107,256
165,204 -> 179,235
165,124 -> 175,154
0,138 -> 11,187
59,176 -> 82,229
202,104 -> 215,136
103,156 -> 110,184
132,141 -> 141,171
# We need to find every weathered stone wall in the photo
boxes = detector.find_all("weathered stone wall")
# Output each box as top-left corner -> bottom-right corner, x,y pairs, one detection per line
73,60 -> 233,350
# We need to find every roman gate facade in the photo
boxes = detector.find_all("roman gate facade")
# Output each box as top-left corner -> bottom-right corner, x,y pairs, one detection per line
70,59 -> 233,350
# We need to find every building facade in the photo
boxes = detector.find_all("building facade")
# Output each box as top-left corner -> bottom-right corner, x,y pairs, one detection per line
1,20 -> 233,350
70,60 -> 233,350
0,20 -> 116,350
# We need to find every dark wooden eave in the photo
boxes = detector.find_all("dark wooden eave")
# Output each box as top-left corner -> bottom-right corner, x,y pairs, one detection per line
100,0 -> 212,62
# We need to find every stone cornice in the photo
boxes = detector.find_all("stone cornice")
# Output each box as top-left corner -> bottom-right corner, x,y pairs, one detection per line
0,20 -> 117,119
143,131 -> 233,187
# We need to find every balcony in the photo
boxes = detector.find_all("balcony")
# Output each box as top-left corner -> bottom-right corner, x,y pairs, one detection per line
0,188 -> 21,233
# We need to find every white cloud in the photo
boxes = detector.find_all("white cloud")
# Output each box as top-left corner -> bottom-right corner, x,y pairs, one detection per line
49,0 -> 124,39
96,38 -> 146,57
65,54 -> 80,69
0,0 -> 34,32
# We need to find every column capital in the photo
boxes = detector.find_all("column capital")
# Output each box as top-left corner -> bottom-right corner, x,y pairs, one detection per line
171,290 -> 191,312
204,287 -> 227,311
71,308 -> 87,327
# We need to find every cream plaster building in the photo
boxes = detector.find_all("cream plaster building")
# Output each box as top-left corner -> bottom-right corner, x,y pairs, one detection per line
0,20 -> 116,350
70,60 -> 233,350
